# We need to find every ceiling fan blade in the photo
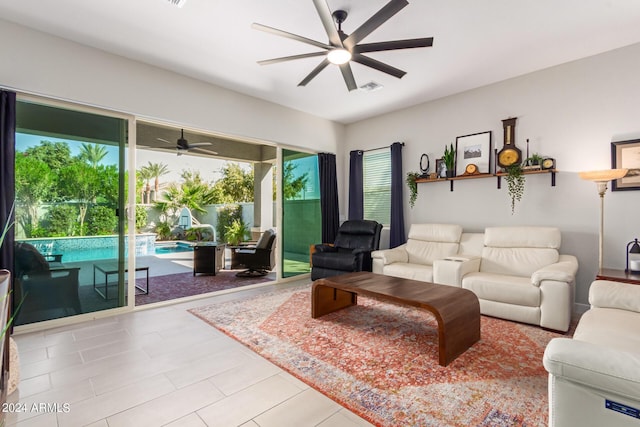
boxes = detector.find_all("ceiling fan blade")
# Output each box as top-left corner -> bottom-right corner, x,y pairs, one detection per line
344,0 -> 408,49
312,0 -> 343,47
190,147 -> 218,155
355,37 -> 433,53
252,23 -> 331,50
157,138 -> 173,144
339,63 -> 357,91
298,58 -> 330,87
353,54 -> 406,79
258,51 -> 328,66
188,142 -> 212,147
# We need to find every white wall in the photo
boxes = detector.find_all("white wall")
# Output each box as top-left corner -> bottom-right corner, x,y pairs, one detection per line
0,19 -> 343,152
344,42 -> 640,306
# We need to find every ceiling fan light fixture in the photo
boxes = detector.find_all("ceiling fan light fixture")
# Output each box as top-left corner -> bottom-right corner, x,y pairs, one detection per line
327,48 -> 352,65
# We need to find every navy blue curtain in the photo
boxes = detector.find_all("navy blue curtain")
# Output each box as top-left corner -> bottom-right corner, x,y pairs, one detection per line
348,150 -> 363,220
318,153 -> 339,243
0,91 -> 15,273
390,142 -> 406,248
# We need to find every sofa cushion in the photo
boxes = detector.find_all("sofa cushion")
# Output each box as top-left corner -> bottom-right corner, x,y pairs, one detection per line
480,247 -> 559,277
406,240 -> 459,266
382,263 -> 434,282
573,307 -> 640,354
462,272 -> 540,307
408,223 -> 462,242
484,226 -> 561,249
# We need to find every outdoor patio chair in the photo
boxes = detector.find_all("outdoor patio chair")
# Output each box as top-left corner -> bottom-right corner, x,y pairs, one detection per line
231,229 -> 276,277
14,242 -> 81,323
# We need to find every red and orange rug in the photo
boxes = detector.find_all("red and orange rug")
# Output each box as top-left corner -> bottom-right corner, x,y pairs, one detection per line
189,285 -> 565,427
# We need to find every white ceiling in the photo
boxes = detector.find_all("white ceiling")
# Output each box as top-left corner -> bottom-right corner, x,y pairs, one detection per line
2,0 -> 640,124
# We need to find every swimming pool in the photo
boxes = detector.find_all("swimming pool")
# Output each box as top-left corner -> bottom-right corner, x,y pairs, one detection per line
154,243 -> 194,254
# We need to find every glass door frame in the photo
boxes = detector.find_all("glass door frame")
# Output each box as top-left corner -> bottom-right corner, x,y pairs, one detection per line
13,93 -> 137,332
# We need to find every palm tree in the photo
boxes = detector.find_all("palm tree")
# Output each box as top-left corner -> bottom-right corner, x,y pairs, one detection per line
137,166 -> 153,204
144,162 -> 170,201
78,143 -> 108,168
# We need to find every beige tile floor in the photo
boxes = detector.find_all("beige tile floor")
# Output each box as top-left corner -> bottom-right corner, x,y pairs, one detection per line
6,280 -> 374,427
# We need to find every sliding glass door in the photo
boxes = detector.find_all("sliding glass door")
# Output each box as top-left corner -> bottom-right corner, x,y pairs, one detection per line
281,149 -> 321,278
14,99 -> 127,325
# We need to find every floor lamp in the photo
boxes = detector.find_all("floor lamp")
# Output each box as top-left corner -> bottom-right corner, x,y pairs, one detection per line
579,169 -> 628,270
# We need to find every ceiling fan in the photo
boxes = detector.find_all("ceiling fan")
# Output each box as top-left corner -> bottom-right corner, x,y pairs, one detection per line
252,0 -> 433,91
157,129 -> 217,155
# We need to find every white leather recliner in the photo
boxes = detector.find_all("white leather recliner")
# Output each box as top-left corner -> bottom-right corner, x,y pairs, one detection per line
543,280 -> 640,426
434,226 -> 578,332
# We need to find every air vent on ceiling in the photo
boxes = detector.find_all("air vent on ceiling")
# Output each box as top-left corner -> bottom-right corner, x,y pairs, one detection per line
166,0 -> 187,8
359,81 -> 384,92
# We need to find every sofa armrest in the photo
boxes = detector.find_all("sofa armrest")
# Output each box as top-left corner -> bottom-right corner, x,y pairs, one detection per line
433,256 -> 481,287
371,245 -> 408,265
531,255 -> 578,287
543,338 -> 640,400
589,280 -> 640,313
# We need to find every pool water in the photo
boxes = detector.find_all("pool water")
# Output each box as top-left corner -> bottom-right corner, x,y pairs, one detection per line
53,243 -> 193,262
154,244 -> 194,254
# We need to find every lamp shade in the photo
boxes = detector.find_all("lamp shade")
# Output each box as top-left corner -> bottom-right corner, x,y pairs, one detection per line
628,238 -> 640,272
579,169 -> 628,182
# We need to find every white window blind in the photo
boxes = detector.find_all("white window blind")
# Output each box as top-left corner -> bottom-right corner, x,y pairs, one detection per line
363,149 -> 391,226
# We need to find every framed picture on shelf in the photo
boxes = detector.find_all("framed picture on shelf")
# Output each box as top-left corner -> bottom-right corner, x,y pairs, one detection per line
612,139 -> 640,191
435,158 -> 445,178
455,131 -> 492,175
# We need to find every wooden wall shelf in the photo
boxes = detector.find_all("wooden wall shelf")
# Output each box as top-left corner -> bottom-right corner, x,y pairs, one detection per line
415,169 -> 557,192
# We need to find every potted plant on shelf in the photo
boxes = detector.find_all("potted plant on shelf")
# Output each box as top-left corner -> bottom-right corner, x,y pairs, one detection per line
524,153 -> 543,170
505,164 -> 526,214
443,143 -> 456,178
406,172 -> 420,208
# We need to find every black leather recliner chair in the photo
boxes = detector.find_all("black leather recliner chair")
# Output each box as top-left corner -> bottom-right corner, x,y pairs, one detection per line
311,220 -> 382,280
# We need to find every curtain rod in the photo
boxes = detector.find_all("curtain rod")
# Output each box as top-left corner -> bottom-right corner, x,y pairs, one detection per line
360,142 -> 405,153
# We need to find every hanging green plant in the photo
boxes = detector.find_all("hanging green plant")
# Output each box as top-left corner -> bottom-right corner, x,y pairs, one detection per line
406,171 -> 420,208
505,164 -> 525,214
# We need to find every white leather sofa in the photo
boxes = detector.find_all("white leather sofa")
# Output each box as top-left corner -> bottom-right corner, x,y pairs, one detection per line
543,280 -> 640,427
372,224 -> 578,332
371,223 -> 467,282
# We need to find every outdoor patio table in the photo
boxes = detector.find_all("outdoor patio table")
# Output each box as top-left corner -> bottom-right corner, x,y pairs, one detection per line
93,261 -> 149,300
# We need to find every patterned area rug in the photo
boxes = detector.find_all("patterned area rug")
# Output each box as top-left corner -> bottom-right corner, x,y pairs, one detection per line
189,285 -> 566,427
135,271 -> 272,305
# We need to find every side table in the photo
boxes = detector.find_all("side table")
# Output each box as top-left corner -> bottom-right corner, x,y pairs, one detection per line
596,268 -> 640,285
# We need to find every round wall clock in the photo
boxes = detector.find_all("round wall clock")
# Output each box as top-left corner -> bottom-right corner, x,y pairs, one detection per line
541,157 -> 556,170
497,117 -> 522,168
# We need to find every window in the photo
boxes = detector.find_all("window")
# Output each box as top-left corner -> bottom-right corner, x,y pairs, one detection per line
363,149 -> 391,225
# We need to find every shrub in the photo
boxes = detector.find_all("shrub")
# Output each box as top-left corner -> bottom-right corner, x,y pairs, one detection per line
43,204 -> 77,237
135,205 -> 148,232
216,204 -> 243,244
87,205 -> 117,235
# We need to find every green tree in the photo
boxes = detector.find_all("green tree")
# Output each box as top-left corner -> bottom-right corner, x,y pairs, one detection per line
44,204 -> 78,237
78,143 -> 108,168
144,161 -> 170,200
15,152 -> 54,237
137,166 -> 153,204
58,161 -> 102,235
154,170 -> 216,219
282,162 -> 309,200
24,140 -> 72,172
212,163 -> 254,203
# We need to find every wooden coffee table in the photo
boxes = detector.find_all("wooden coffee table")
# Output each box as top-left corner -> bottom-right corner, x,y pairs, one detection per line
312,272 -> 480,366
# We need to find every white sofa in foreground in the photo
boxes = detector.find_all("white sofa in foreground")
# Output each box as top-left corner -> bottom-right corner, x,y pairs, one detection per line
543,280 -> 640,427
372,224 -> 578,332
